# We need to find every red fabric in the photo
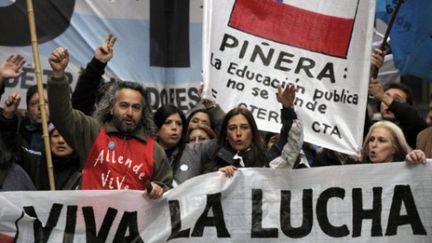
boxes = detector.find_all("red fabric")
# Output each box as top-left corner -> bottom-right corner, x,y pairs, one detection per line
0,234 -> 14,243
229,0 -> 356,58
81,127 -> 154,190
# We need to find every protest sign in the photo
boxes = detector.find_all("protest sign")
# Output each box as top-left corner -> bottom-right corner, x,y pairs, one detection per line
202,0 -> 375,154
0,162 -> 431,242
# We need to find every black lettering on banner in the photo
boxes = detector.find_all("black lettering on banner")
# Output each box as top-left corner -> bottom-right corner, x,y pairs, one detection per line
385,185 -> 427,236
146,87 -> 199,112
294,57 -> 314,78
274,51 -> 294,71
21,67 -> 37,88
251,87 -> 269,99
239,40 -> 249,59
220,34 -> 337,83
280,189 -> 313,238
238,103 -> 280,123
24,203 -> 63,242
150,0 -> 190,67
250,43 -> 274,66
3,77 -> 19,88
312,88 -> 358,105
210,52 -> 222,70
63,205 -> 78,243
316,62 -> 336,83
352,187 -> 383,237
191,193 -> 230,238
161,89 -> 169,105
220,34 -> 238,51
316,187 -> 349,237
175,88 -> 188,111
268,110 -> 279,123
4,68 -> 74,89
167,200 -> 190,240
83,207 -> 117,242
226,78 -> 245,91
188,87 -> 200,108
251,189 -> 278,238
311,121 -> 342,139
147,88 -> 160,109
169,88 -> 175,103
113,211 -> 144,243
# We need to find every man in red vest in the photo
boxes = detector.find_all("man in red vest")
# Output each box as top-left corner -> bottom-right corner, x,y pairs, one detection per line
47,47 -> 172,198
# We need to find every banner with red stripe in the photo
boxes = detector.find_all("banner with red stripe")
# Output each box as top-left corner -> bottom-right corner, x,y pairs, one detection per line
229,0 -> 359,58
203,0 -> 375,155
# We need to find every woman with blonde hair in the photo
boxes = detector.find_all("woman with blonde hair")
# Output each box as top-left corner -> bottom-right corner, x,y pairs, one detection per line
361,121 -> 411,163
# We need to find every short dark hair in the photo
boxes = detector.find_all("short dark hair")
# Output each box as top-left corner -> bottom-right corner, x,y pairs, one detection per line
26,84 -> 47,109
154,104 -> 188,147
154,104 -> 188,163
384,83 -> 413,105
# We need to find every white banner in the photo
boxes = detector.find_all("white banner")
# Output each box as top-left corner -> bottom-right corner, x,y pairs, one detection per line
202,0 -> 375,155
1,162 -> 431,242
0,0 -> 203,111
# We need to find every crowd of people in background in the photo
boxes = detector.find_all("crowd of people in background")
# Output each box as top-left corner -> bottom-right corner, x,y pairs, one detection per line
0,34 -> 430,193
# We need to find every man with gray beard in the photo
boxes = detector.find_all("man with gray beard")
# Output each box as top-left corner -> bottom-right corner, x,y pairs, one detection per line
47,47 -> 172,198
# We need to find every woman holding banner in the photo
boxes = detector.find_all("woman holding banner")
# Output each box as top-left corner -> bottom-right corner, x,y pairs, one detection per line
154,84 -> 301,183
204,84 -> 303,177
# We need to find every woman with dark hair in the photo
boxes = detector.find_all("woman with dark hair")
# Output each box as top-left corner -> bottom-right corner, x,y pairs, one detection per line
154,104 -> 189,183
207,107 -> 267,171
154,104 -> 188,152
204,84 -> 300,176
187,109 -> 213,130
156,84 -> 301,183
187,97 -> 226,133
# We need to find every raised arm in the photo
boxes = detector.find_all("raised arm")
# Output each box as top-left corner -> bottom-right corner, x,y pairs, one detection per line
0,54 -> 25,98
72,34 -> 117,115
48,47 -> 100,164
268,84 -> 304,168
268,84 -> 298,155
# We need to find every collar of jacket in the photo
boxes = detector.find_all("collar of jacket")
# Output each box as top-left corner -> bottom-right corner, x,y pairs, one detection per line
217,147 -> 252,166
104,121 -> 149,143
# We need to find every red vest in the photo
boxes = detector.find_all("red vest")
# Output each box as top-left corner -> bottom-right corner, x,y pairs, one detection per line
81,127 -> 154,190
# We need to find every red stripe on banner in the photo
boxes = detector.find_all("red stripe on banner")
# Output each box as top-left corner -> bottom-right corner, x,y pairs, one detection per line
0,234 -> 14,243
229,0 -> 356,58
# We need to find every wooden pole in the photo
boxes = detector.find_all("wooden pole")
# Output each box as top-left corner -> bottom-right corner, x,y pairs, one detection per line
26,0 -> 56,190
370,0 -> 404,79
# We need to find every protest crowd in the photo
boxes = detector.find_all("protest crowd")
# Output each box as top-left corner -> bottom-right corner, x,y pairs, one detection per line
0,31 -> 429,193
0,0 -> 432,241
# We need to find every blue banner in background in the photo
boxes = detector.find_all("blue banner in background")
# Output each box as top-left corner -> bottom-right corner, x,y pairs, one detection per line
375,0 -> 432,81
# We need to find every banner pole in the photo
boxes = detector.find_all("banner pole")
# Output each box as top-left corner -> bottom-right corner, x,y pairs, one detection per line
370,0 -> 404,79
25,0 -> 56,191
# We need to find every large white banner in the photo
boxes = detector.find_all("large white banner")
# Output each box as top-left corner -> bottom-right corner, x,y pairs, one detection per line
202,0 -> 375,155
1,162 -> 431,242
0,0 -> 203,111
